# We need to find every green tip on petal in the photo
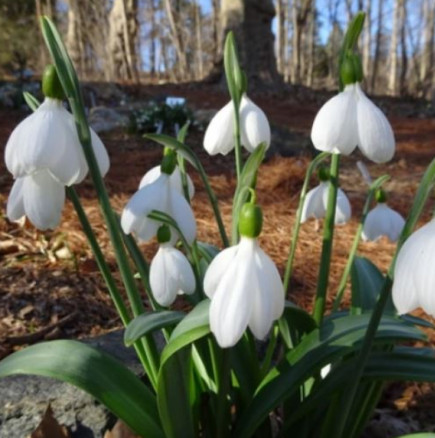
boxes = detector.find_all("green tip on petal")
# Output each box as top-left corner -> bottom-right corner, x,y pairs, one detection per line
157,225 -> 171,243
42,64 -> 65,100
375,188 -> 387,203
161,148 -> 177,175
238,203 -> 263,238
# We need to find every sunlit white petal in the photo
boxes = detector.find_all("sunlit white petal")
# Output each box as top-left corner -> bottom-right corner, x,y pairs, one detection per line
240,95 -> 271,152
362,203 -> 405,242
301,184 -> 326,222
203,101 -> 234,155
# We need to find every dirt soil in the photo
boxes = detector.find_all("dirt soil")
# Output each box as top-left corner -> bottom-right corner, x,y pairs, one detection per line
1,83 -> 435,432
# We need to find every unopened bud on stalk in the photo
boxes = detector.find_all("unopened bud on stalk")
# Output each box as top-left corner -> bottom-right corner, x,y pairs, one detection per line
238,193 -> 263,238
42,65 -> 65,100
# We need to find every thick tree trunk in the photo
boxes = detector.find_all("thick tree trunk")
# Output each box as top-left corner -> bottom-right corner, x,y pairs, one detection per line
420,0 -> 435,97
370,0 -> 383,93
291,0 -> 312,84
207,0 -> 280,88
388,0 -> 401,95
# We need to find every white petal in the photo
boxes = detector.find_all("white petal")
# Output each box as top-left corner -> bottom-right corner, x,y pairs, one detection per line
150,245 -> 195,307
301,183 -> 327,222
6,177 -> 25,221
204,245 -> 240,298
392,220 -> 435,315
209,238 -> 255,347
254,244 -> 285,320
239,96 -> 271,152
22,170 -> 65,230
90,129 -> 110,177
355,86 -> 395,163
139,166 -> 161,189
168,190 -> 197,244
362,204 -> 404,242
334,188 -> 352,225
311,85 -> 359,155
121,174 -> 169,241
203,101 -> 235,155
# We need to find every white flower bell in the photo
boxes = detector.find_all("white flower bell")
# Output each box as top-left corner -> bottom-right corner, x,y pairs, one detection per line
7,169 -> 65,230
392,219 -> 435,316
149,226 -> 196,307
203,94 -> 270,155
362,203 -> 405,242
121,150 -> 196,244
301,182 -> 352,225
204,201 -> 284,348
311,83 -> 395,163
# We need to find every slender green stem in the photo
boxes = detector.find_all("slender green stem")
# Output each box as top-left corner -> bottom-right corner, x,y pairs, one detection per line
233,100 -> 243,181
283,152 -> 329,292
216,348 -> 231,438
66,187 -> 130,325
260,324 -> 279,378
313,154 -> 340,324
335,157 -> 435,438
332,175 -> 390,311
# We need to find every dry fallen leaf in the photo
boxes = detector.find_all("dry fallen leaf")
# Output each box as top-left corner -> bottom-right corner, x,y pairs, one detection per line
29,404 -> 70,438
104,420 -> 141,438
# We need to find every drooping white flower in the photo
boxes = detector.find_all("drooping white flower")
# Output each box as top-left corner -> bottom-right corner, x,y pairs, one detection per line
6,169 -> 65,230
139,165 -> 194,199
150,243 -> 196,307
392,220 -> 435,316
203,94 -> 270,155
301,182 -> 352,225
311,83 -> 395,163
5,98 -> 109,184
204,237 -> 285,348
121,172 -> 196,244
362,203 -> 405,242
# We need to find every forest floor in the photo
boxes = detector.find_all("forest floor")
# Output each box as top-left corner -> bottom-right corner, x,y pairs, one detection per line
1,82 -> 435,435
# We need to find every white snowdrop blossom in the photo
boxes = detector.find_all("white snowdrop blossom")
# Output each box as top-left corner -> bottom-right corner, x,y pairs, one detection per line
150,243 -> 195,307
139,165 -> 194,200
203,94 -> 270,155
301,182 -> 352,225
121,172 -> 196,244
204,237 -> 285,348
362,203 -> 405,242
311,83 -> 395,163
5,98 -> 109,230
393,220 -> 435,316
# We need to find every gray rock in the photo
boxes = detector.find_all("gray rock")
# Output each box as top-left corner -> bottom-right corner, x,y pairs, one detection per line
88,106 -> 129,133
269,126 -> 312,157
192,108 -> 217,125
0,330 -> 153,438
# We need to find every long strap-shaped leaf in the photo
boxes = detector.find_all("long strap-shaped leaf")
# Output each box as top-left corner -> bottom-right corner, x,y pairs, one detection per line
0,340 -> 164,438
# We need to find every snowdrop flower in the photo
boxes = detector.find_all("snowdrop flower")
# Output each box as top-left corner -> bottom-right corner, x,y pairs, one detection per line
204,199 -> 284,348
301,182 -> 352,225
204,94 -> 270,155
393,219 -> 435,316
139,165 -> 194,200
121,150 -> 196,243
149,226 -> 195,307
311,83 -> 395,163
4,65 -> 109,230
362,203 -> 405,242
7,169 -> 65,230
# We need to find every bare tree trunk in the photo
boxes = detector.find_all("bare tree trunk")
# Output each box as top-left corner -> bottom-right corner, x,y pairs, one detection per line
362,0 -> 371,83
283,0 -> 291,82
421,0 -> 435,97
277,0 -> 285,74
150,0 -> 157,78
193,1 -> 204,80
399,0 -> 408,95
388,0 -> 401,95
291,0 -> 312,84
211,0 -> 221,62
370,0 -> 383,93
306,6 -> 315,87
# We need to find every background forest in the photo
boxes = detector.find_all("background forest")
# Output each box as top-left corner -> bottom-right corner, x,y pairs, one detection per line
0,0 -> 434,99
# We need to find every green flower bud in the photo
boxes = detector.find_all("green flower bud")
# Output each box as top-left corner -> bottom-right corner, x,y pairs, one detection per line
161,148 -> 177,175
157,225 -> 171,243
42,65 -> 65,100
238,202 -> 263,238
317,166 -> 330,182
375,188 -> 387,203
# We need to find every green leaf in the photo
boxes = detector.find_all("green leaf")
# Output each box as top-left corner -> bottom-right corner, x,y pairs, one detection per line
23,92 -> 40,111
233,314 -> 426,438
124,311 -> 185,346
232,143 -> 267,241
145,133 -> 199,169
157,347 -> 197,438
161,300 -> 211,366
397,434 -> 435,438
351,257 -> 384,314
0,340 -> 163,437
